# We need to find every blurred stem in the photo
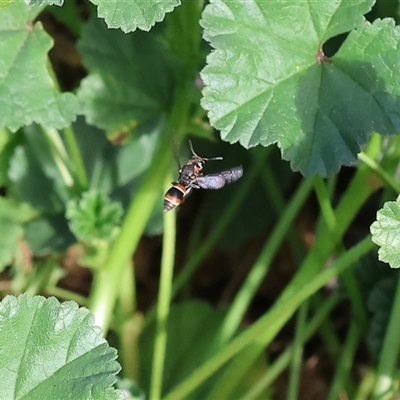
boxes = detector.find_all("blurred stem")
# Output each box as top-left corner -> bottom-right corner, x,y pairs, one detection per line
372,275 -> 400,399
142,150 -> 266,331
115,260 -> 140,381
88,132 -> 172,330
88,0 -> 202,332
40,126 -> 74,188
239,292 -> 339,400
261,169 -> 306,264
310,294 -> 341,358
47,286 -> 87,305
313,175 -> 336,229
174,150 -> 266,295
164,236 -> 374,400
355,369 -> 376,400
328,321 -> 360,400
209,176 -> 314,351
287,301 -> 309,400
358,152 -> 400,193
62,125 -> 89,191
149,173 -> 177,400
199,137 -> 381,399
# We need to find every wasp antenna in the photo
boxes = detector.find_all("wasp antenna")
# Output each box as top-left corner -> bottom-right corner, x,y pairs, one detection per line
189,140 -> 199,158
208,156 -> 223,161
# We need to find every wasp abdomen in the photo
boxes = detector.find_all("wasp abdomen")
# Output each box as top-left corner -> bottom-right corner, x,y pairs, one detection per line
163,184 -> 187,213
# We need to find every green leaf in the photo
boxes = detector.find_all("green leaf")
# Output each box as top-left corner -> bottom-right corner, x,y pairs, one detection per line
0,197 -> 34,271
90,0 -> 180,33
0,218 -> 23,272
0,294 -> 124,400
201,0 -> 400,176
66,191 -> 123,243
24,213 -> 76,254
0,2 -> 79,131
367,276 -> 399,362
77,17 -> 176,138
370,196 -> 400,268
8,141 -> 67,213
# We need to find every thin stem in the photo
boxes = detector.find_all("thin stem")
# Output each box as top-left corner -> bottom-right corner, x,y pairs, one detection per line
172,150 -> 266,297
328,321 -> 360,400
149,174 -> 177,400
287,301 -> 309,400
62,125 -> 89,191
358,152 -> 399,193
210,177 -> 314,350
142,149 -> 266,332
238,292 -> 339,400
373,275 -> 400,399
163,236 -> 374,400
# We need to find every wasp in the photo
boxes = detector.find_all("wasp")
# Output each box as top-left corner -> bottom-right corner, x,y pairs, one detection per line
163,141 -> 243,212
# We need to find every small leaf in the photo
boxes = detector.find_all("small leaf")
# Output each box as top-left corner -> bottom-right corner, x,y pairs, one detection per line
0,294 -> 124,400
66,191 -> 123,243
201,1 -> 400,176
90,0 -> 180,33
0,197 -> 34,271
0,2 -> 79,131
371,196 -> 400,268
0,218 -> 23,272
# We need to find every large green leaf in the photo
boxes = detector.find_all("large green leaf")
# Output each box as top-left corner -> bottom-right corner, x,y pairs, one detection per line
0,2 -> 79,131
201,0 -> 400,176
77,18 -> 177,138
0,294 -> 124,400
370,196 -> 400,268
90,0 -> 180,33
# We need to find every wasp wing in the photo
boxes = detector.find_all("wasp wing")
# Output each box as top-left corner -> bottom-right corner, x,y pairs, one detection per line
194,165 -> 243,189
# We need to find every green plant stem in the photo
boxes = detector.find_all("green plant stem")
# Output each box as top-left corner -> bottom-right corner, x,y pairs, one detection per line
287,301 -> 309,400
210,177 -> 314,350
202,140 -> 380,399
88,0 -> 202,332
261,169 -> 306,264
358,151 -> 400,193
40,126 -> 74,188
88,132 -> 172,330
328,321 -> 360,400
142,150 -> 266,332
172,149 -> 266,297
238,292 -> 339,400
164,236 -> 374,400
313,175 -> 336,229
310,294 -> 341,357
354,368 -> 376,400
62,125 -> 89,191
149,174 -> 177,400
372,275 -> 400,399
116,261 -> 140,381
46,286 -> 88,305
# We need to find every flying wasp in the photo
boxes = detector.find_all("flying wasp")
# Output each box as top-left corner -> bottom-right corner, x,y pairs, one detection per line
163,141 -> 243,212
